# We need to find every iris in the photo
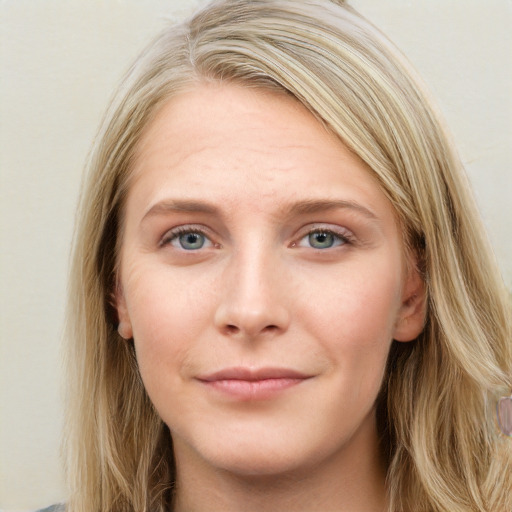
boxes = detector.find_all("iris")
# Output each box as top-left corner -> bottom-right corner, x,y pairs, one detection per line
308,231 -> 337,249
179,232 -> 206,250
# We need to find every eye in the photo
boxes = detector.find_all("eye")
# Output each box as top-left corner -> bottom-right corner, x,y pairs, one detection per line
297,228 -> 349,249
176,232 -> 207,250
161,227 -> 214,251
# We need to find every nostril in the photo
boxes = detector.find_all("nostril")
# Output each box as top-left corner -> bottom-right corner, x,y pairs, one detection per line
226,324 -> 240,335
223,324 -> 278,336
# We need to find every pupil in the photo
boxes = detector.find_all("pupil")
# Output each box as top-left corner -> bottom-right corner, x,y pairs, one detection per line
180,233 -> 204,249
310,231 -> 333,248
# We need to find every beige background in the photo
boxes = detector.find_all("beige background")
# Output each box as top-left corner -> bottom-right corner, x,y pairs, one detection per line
1,1 -> 511,510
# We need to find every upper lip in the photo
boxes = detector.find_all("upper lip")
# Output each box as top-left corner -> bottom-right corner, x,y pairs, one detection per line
197,367 -> 312,382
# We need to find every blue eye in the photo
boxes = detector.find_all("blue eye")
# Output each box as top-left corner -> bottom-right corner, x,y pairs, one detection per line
298,229 -> 348,249
177,232 -> 206,250
162,228 -> 213,251
309,231 -> 336,249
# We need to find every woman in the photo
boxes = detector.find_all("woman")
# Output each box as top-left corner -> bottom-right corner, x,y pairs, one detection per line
62,0 -> 511,510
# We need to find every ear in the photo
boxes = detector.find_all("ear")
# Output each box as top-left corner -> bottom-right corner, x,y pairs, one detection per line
114,282 -> 133,340
393,262 -> 426,342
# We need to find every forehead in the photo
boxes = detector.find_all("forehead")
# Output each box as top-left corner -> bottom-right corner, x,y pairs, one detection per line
125,82 -> 394,227
132,83 -> 343,175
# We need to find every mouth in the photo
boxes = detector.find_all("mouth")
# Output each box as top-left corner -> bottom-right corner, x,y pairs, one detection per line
196,367 -> 313,401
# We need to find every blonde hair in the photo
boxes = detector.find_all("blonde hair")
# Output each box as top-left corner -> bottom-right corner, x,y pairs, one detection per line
65,1 -> 512,510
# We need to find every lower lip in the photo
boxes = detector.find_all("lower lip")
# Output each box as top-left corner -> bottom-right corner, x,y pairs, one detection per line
200,378 -> 307,401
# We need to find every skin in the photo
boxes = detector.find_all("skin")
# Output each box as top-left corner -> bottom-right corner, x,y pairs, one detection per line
116,83 -> 425,511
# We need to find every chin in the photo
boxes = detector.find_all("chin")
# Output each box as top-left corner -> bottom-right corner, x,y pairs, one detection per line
182,423 -> 340,479
207,445 -> 313,478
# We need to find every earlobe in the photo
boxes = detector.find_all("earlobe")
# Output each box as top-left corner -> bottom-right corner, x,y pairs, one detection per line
393,266 -> 426,343
114,283 -> 133,340
118,320 -> 133,340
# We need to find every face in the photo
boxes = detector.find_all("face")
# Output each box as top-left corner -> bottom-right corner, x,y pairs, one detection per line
116,84 -> 424,479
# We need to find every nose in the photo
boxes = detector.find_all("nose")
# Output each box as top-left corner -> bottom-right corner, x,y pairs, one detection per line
214,249 -> 291,339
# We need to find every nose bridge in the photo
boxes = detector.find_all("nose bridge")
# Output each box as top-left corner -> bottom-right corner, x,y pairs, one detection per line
215,238 -> 290,337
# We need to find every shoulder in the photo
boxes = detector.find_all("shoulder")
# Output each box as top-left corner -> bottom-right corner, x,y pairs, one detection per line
34,505 -> 66,512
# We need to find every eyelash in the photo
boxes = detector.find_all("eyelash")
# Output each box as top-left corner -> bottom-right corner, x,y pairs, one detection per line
159,225 -> 354,251
294,227 -> 353,250
300,228 -> 351,246
160,226 -> 213,249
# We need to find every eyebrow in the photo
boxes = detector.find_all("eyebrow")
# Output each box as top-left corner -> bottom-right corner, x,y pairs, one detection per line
142,200 -> 220,222
141,198 -> 378,222
287,199 -> 378,220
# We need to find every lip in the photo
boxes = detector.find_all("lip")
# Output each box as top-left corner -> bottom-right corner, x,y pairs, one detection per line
196,367 -> 312,401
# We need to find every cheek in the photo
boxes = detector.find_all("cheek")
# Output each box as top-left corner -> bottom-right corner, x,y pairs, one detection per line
121,259 -> 217,383
300,256 -> 402,343
297,258 -> 402,390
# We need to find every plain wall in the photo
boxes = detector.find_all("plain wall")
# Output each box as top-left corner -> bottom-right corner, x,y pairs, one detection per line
1,1 -> 510,510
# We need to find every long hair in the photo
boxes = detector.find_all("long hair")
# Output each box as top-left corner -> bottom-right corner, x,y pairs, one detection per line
65,1 -> 512,510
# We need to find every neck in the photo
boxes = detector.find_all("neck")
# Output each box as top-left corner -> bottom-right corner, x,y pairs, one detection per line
172,413 -> 389,512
